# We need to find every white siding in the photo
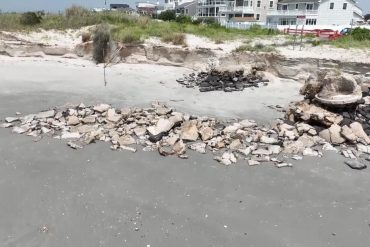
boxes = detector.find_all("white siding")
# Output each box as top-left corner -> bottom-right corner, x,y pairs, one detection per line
317,0 -> 359,25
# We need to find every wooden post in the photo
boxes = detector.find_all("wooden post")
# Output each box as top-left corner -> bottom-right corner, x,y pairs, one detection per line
299,25 -> 304,51
293,24 -> 298,50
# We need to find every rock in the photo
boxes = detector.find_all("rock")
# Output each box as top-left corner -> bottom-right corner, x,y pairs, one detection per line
292,155 -> 303,160
147,118 -> 174,136
276,163 -> 293,168
165,134 -> 179,146
319,124 -> 345,145
239,119 -> 257,128
283,140 -> 305,154
350,122 -> 370,145
155,107 -> 172,115
303,148 -> 320,156
223,123 -> 242,134
120,107 -> 131,117
173,140 -> 186,155
341,125 -> 357,143
189,142 -> 206,153
268,145 -> 281,154
118,135 -> 136,146
344,160 -> 367,170
77,125 -> 96,133
356,144 -> 370,154
1,123 -> 13,128
106,109 -> 122,123
260,135 -> 278,144
41,127 -> 51,134
67,141 -> 83,149
236,147 -> 252,156
67,116 -> 80,126
35,110 -> 55,119
296,123 -> 317,135
12,126 -> 28,134
133,127 -> 147,137
5,117 -> 19,123
218,152 -> 237,165
93,104 -> 110,113
322,143 -> 338,152
82,116 -> 96,124
120,146 -> 137,152
61,132 -> 81,139
252,148 -> 272,156
199,127 -> 213,141
248,160 -> 260,166
229,139 -> 243,150
181,121 -> 199,142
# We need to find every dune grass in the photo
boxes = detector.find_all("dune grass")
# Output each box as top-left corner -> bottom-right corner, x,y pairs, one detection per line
0,11 -> 278,43
328,36 -> 370,49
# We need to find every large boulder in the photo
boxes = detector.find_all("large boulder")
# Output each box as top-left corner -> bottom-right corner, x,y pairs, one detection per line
316,71 -> 362,106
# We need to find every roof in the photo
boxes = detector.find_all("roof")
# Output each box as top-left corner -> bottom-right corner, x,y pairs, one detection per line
177,1 -> 197,9
278,0 -> 319,3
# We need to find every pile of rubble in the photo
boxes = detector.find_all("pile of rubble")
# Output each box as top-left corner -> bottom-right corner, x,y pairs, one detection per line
2,101 -> 369,169
176,69 -> 269,92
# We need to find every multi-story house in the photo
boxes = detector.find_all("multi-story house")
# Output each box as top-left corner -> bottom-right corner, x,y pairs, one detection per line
164,0 -> 195,10
266,0 -> 363,26
197,0 -> 279,24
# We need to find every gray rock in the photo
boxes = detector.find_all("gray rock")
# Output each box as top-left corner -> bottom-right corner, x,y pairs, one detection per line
1,123 -> 13,128
67,116 -> 80,126
12,126 -> 28,134
319,124 -> 345,145
248,160 -> 260,166
173,140 -> 186,155
181,121 -> 199,141
260,135 -> 278,144
239,119 -> 257,128
350,122 -> 370,145
189,142 -> 206,154
93,104 -> 110,113
344,160 -> 367,170
120,145 -> 137,153
77,125 -> 96,133
118,135 -> 136,146
67,141 -> 83,149
276,163 -> 293,168
223,123 -> 242,134
133,127 -> 147,137
268,145 -> 281,154
148,118 -> 174,136
341,125 -> 357,143
303,148 -> 320,156
82,116 -> 96,124
5,117 -> 19,123
356,144 -> 370,154
252,148 -> 272,156
35,110 -> 55,119
61,132 -> 81,139
107,109 -> 122,123
229,139 -> 243,150
199,127 -> 214,141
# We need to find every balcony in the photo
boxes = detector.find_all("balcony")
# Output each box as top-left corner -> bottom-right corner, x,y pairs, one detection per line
228,6 -> 254,13
268,9 -> 318,16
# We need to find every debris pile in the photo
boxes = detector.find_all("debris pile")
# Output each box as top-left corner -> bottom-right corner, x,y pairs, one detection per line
2,101 -> 369,169
176,69 -> 269,92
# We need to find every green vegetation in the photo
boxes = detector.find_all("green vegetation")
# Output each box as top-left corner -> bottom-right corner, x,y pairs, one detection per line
93,24 -> 111,63
161,33 -> 186,46
0,8 -> 279,43
329,36 -> 370,49
20,11 -> 44,25
233,43 -> 276,53
158,10 -> 176,21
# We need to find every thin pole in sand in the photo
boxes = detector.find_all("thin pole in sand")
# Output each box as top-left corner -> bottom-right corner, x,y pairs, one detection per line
103,45 -> 123,87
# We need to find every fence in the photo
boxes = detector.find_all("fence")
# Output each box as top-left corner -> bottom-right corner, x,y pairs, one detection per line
222,22 -> 278,30
284,27 -> 342,40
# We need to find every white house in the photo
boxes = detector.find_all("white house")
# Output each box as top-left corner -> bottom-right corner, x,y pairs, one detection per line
164,0 -> 195,10
266,0 -> 363,26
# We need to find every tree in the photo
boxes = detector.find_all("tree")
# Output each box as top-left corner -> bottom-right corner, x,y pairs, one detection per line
158,10 -> 176,21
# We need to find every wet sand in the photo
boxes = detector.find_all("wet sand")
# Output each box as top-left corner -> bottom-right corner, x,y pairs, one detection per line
0,57 -> 369,247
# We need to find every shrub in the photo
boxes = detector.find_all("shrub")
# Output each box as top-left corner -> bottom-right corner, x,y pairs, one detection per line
158,10 -> 176,21
82,32 -> 91,43
176,15 -> 192,24
65,5 -> 89,19
311,39 -> 321,46
20,12 -> 42,25
351,27 -> 370,41
93,24 -> 111,63
233,43 -> 276,53
161,33 -> 186,46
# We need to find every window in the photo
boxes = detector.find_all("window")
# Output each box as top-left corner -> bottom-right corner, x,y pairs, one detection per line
330,2 -> 334,9
244,1 -> 249,7
185,9 -> 188,14
343,3 -> 347,10
306,3 -> 313,10
270,1 -> 273,8
257,1 -> 260,7
256,14 -> 260,20
296,4 -> 299,9
282,4 -> 288,10
251,1 -> 253,7
305,18 -> 317,25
